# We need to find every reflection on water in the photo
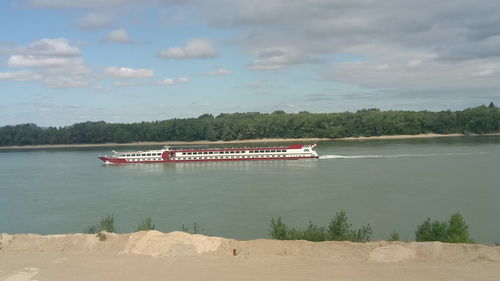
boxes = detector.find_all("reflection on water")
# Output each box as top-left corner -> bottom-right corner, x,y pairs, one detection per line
103,158 -> 319,173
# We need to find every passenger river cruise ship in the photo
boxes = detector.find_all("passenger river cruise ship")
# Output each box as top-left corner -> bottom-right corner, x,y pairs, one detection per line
98,144 -> 318,164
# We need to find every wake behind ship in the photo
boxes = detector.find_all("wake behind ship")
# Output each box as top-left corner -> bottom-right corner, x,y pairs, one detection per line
98,144 -> 318,164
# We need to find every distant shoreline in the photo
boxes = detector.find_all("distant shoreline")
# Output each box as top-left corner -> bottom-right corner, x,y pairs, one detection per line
1,133 -> 499,150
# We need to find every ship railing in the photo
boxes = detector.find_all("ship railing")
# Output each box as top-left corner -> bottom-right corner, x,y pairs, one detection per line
164,145 -> 296,151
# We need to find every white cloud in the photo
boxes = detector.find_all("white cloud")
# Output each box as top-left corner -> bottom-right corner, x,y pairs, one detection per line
471,68 -> 496,77
207,67 -> 230,75
105,66 -> 154,78
103,28 -> 133,43
157,38 -> 218,59
21,0 -> 500,104
239,80 -> 267,89
29,0 -> 137,9
157,78 -> 175,85
177,77 -> 188,83
10,38 -> 81,57
0,71 -> 42,82
157,77 -> 189,85
407,59 -> 422,68
327,52 -> 500,93
8,56 -> 73,68
5,38 -> 90,88
249,47 -> 321,70
375,64 -> 389,70
75,13 -> 114,30
113,81 -> 136,87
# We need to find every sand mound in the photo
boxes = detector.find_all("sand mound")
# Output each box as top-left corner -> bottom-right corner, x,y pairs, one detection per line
122,231 -> 224,257
0,232 -> 126,253
0,233 -> 14,249
2,232 -> 499,263
369,243 -> 416,262
2,232 -> 500,281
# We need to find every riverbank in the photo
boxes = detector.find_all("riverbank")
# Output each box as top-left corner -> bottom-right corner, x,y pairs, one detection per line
1,231 -> 499,281
1,133 -> 499,150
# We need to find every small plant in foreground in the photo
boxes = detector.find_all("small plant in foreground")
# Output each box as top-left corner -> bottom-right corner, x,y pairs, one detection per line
84,225 -> 100,234
83,215 -> 116,241
389,231 -> 400,241
100,215 -> 115,233
136,216 -> 155,231
97,232 -> 107,241
181,222 -> 205,234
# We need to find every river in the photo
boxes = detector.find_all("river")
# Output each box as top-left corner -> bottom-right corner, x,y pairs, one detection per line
1,136 -> 499,244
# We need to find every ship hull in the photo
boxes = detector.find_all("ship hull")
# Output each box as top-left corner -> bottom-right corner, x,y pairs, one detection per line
99,155 -> 318,164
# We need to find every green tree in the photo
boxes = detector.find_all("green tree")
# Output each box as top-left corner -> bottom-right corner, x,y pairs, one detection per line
301,221 -> 326,242
136,216 -> 155,231
181,222 -> 205,234
415,219 -> 447,242
100,215 -> 116,233
389,231 -> 400,241
327,210 -> 353,241
351,224 -> 373,242
446,213 -> 473,243
269,216 -> 289,240
415,213 -> 473,243
1,104 -> 499,146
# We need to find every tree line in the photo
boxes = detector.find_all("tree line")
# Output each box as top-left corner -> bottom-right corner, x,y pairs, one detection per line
1,104 -> 499,146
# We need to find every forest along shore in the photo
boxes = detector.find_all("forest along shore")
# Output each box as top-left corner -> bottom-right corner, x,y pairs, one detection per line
1,133 -> 500,150
1,231 -> 499,281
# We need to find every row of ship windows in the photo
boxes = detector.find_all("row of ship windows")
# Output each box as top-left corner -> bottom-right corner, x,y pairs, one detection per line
127,158 -> 163,162
175,155 -> 308,160
122,153 -> 162,157
125,155 -> 309,162
181,150 -> 287,155
120,150 -> 292,157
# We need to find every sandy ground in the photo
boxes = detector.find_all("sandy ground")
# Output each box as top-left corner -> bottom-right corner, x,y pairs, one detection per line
1,133 -> 499,150
1,231 -> 499,281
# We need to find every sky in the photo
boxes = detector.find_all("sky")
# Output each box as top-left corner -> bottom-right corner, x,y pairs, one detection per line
1,0 -> 500,126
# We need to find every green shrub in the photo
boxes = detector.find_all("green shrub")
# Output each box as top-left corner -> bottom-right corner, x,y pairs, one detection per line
97,232 -> 107,241
351,224 -> 373,242
447,213 -> 473,243
327,210 -> 352,241
100,215 -> 115,233
301,221 -> 327,242
83,215 -> 116,235
327,210 -> 372,242
415,213 -> 473,243
84,225 -> 100,234
136,216 -> 155,231
269,210 -> 372,242
181,222 -> 205,234
269,217 -> 290,240
389,231 -> 400,241
415,219 -> 447,242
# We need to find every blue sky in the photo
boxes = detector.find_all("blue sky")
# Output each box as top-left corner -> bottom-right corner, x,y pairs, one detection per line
1,0 -> 499,126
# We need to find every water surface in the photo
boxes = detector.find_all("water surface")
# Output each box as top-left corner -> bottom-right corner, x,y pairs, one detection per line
1,136 -> 499,244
